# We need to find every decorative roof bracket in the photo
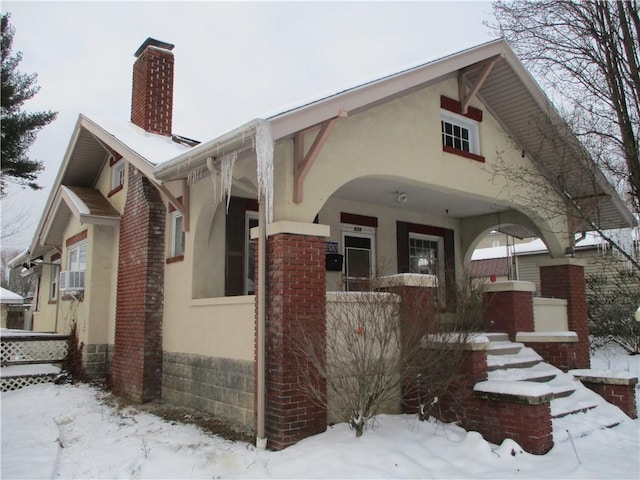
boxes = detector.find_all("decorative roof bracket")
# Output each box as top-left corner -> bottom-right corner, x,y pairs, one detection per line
458,55 -> 499,114
293,110 -> 348,203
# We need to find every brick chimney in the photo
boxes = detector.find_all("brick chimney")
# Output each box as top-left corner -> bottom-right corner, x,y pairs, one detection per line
131,38 -> 174,136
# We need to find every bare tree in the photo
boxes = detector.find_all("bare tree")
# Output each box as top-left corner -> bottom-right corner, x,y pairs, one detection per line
293,276 -> 484,437
1,193 -> 32,247
489,1 -> 640,215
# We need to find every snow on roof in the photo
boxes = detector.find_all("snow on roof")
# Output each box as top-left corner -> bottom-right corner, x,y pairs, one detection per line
0,288 -> 24,304
471,232 -> 612,261
86,115 -> 194,166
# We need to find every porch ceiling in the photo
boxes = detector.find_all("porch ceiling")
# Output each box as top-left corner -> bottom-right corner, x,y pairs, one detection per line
335,176 -> 508,218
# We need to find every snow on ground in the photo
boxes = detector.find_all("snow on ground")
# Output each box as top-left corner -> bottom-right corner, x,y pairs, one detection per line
2,347 -> 638,479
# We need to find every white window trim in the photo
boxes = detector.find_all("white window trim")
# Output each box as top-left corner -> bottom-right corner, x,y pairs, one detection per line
244,211 -> 259,295
111,159 -> 125,190
49,262 -> 61,301
341,224 -> 376,279
409,232 -> 446,304
441,110 -> 480,155
171,211 -> 185,257
67,242 -> 87,272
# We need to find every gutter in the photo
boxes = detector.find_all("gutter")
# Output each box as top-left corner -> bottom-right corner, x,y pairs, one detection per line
154,119 -> 262,182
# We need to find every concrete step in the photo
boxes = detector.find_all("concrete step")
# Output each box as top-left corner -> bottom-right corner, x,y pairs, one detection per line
486,346 -> 543,371
486,341 -> 524,356
483,332 -> 509,342
487,362 -> 558,383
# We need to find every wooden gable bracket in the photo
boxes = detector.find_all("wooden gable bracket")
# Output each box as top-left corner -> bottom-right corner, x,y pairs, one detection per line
293,110 -> 348,204
458,55 -> 499,115
92,136 -> 123,163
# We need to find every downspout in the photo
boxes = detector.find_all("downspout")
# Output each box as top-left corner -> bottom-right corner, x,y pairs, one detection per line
256,199 -> 267,450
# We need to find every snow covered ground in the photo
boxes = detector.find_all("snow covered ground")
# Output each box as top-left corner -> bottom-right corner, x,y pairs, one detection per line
2,346 -> 638,479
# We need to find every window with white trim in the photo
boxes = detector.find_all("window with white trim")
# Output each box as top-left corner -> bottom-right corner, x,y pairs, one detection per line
342,224 -> 376,291
50,262 -> 60,301
67,243 -> 87,272
409,232 -> 446,303
111,159 -> 125,190
441,111 -> 480,155
245,212 -> 259,295
171,211 -> 185,257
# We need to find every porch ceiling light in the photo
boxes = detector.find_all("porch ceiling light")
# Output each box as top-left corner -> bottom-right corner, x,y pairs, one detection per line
395,191 -> 408,203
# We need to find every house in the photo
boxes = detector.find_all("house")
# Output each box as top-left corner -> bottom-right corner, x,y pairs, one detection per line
1,287 -> 24,329
9,38 -> 636,451
471,229 -> 639,290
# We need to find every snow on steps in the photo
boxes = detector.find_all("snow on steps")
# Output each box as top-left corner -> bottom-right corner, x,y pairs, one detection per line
484,334 -> 628,442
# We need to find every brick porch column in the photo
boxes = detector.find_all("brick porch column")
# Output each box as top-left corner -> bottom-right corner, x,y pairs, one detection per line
484,281 -> 536,340
538,258 -> 589,368
257,221 -> 330,450
112,166 -> 165,402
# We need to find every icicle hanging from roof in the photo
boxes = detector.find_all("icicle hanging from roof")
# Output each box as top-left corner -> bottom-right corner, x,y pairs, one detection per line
255,120 -> 274,223
220,152 -> 237,213
206,156 -> 219,206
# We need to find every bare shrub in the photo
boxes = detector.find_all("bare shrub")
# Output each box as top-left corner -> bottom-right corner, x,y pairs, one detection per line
294,274 -> 485,437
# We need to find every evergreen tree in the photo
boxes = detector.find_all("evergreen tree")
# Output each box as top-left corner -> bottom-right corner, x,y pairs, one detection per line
1,13 -> 57,196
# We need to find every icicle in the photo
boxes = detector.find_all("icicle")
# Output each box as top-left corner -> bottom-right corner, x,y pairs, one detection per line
220,152 -> 237,213
187,165 -> 206,186
206,156 -> 219,206
255,120 -> 274,223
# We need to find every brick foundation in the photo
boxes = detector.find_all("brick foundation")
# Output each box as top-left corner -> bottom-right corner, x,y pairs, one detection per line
484,282 -> 536,340
522,341 -> 578,371
258,231 -> 327,450
112,166 -> 165,402
539,260 -> 589,368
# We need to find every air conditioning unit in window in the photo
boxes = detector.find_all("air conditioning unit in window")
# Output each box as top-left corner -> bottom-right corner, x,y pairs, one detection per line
59,270 -> 85,291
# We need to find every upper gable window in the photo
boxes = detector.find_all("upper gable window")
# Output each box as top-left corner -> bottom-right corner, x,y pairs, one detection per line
440,96 -> 484,163
441,111 -> 479,155
111,159 -> 125,191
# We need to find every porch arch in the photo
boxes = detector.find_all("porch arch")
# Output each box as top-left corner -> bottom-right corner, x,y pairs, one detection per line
460,210 -> 567,266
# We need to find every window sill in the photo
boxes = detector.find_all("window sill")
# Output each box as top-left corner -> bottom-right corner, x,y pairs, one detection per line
108,184 -> 123,198
443,145 -> 485,163
48,300 -> 58,305
166,255 -> 184,264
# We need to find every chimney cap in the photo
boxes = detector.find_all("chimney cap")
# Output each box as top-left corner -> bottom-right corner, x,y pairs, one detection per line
134,38 -> 175,58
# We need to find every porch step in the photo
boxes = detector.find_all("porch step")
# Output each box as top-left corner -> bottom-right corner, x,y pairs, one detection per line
484,332 -> 509,342
0,364 -> 63,392
486,346 -> 543,371
480,335 -> 631,445
485,341 -> 523,356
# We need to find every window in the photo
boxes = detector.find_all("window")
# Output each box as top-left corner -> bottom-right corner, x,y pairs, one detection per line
67,243 -> 87,272
245,213 -> 259,294
49,263 -> 60,301
409,233 -> 445,302
342,225 -> 376,291
441,111 -> 479,155
111,159 -> 125,191
171,211 -> 185,257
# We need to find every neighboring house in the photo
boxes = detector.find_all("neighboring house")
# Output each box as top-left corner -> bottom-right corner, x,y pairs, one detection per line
471,229 -> 639,293
1,287 -> 24,329
9,38 -> 636,450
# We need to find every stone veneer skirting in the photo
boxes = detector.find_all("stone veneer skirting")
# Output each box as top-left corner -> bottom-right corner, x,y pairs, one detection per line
82,343 -> 113,380
162,352 -> 255,430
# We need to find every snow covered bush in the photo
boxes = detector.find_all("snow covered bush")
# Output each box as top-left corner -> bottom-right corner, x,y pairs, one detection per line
587,269 -> 640,355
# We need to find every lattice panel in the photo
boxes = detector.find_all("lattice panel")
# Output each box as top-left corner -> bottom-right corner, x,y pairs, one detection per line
1,340 -> 68,364
1,374 -> 57,392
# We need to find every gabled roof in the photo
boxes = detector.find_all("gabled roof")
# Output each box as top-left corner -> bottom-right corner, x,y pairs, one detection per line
0,287 -> 24,305
21,115 -> 193,261
154,38 -> 635,231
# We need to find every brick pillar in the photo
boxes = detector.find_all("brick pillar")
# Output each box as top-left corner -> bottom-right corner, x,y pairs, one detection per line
112,165 -> 165,402
484,281 -> 536,340
257,223 -> 329,450
377,274 -> 439,413
539,259 -> 589,368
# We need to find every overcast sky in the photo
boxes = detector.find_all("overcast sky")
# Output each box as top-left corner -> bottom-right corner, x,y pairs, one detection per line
1,1 -> 494,250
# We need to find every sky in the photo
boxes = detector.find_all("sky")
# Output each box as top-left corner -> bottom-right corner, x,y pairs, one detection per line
0,1 -> 495,250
